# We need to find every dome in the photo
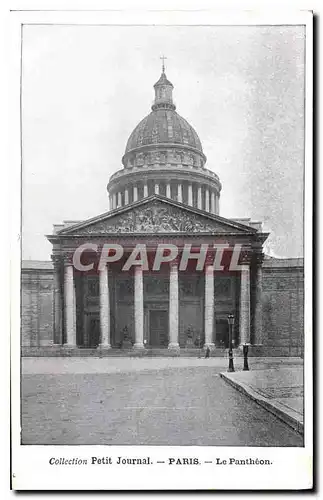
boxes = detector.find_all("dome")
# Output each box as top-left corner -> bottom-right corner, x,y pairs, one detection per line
107,64 -> 221,214
125,109 -> 203,154
122,68 -> 206,168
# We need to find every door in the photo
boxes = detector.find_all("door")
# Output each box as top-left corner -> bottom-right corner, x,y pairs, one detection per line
86,315 -> 100,347
215,319 -> 229,348
149,310 -> 168,347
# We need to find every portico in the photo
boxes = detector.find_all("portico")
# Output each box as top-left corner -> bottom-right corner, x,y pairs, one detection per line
45,66 -> 269,356
48,196 -> 267,353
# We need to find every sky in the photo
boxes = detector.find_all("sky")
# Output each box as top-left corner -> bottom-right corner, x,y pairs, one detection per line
21,24 -> 305,260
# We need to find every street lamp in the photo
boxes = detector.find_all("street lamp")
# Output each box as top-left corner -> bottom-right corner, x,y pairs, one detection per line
227,314 -> 235,372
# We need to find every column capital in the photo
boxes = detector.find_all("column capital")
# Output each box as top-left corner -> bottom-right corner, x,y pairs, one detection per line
205,253 -> 215,268
51,254 -> 62,268
239,250 -> 252,266
62,252 -> 74,266
252,252 -> 265,266
169,256 -> 181,268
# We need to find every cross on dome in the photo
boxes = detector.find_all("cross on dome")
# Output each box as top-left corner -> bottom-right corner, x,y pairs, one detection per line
160,55 -> 167,73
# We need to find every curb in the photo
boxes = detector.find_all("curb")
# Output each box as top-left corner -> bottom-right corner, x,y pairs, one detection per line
219,372 -> 303,436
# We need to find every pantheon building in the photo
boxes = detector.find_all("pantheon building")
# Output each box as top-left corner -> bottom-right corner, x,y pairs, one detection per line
21,67 -> 304,357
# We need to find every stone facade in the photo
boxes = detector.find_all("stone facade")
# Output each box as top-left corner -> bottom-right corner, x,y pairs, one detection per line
21,68 -> 304,358
21,256 -> 304,357
21,261 -> 54,348
261,258 -> 304,356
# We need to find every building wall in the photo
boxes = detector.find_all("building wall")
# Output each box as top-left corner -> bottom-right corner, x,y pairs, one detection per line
21,258 -> 304,356
21,263 -> 54,347
261,258 -> 304,357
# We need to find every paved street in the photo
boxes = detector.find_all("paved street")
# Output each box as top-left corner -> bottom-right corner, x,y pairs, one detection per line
22,359 -> 303,446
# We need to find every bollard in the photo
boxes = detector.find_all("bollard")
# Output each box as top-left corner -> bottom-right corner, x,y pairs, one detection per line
227,314 -> 235,372
243,343 -> 249,371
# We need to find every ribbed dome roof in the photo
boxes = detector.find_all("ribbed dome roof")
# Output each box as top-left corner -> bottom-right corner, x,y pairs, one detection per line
125,109 -> 203,153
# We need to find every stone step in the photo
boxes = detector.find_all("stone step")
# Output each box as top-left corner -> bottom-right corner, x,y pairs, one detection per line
21,346 -> 249,358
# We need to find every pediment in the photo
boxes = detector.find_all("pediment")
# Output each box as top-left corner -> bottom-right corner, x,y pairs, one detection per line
57,196 -> 256,236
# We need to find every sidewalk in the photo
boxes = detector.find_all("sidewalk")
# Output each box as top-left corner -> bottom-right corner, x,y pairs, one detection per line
220,365 -> 304,435
22,356 -> 303,375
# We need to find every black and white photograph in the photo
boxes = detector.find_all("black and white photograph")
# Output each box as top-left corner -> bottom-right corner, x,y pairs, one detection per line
10,7 -> 313,491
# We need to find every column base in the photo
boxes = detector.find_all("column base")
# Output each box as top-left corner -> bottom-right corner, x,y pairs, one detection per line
133,343 -> 145,350
39,340 -> 54,347
168,342 -> 180,351
63,344 -> 77,348
99,343 -> 111,350
203,343 -> 215,350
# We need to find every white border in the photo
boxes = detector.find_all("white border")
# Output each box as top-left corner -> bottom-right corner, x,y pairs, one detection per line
10,8 -> 313,491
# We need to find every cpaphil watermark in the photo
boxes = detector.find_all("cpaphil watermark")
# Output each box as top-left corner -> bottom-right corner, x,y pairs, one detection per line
72,242 -> 246,272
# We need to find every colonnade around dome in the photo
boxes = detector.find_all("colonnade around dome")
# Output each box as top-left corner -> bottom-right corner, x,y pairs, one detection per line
108,179 -> 220,214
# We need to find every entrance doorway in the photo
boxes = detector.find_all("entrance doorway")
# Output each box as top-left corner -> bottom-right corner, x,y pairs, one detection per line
86,315 -> 100,347
149,310 -> 168,347
215,319 -> 229,348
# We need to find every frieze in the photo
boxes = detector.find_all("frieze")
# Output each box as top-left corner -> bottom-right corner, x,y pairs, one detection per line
71,200 -> 243,235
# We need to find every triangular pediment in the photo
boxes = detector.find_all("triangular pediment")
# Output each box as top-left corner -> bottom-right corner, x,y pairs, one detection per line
57,196 -> 257,236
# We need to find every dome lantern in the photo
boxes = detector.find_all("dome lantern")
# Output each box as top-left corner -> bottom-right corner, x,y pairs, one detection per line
152,57 -> 176,111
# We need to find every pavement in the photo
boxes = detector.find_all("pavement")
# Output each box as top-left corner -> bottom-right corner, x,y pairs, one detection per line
220,365 -> 303,435
22,355 -> 303,375
21,356 -> 304,446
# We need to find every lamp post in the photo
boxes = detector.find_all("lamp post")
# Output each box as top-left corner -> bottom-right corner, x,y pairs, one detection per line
227,314 -> 235,372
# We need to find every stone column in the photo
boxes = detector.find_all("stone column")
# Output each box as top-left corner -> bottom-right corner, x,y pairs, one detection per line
112,193 -> 117,209
177,183 -> 183,203
205,189 -> 210,212
240,262 -> 251,345
143,183 -> 148,197
188,184 -> 193,206
168,261 -> 180,350
52,257 -> 62,344
155,183 -> 159,195
124,189 -> 129,205
134,266 -> 144,349
254,257 -> 263,345
197,185 -> 202,210
166,183 -> 171,199
117,192 -> 122,207
204,261 -> 215,349
133,185 -> 138,202
64,261 -> 76,346
73,280 -> 76,339
211,192 -> 216,214
215,195 -> 220,215
99,265 -> 111,348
